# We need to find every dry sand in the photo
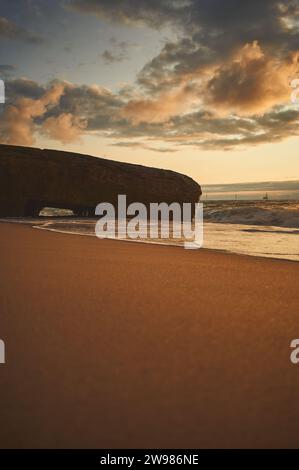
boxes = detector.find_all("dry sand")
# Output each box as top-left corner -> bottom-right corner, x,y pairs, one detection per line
0,222 -> 299,448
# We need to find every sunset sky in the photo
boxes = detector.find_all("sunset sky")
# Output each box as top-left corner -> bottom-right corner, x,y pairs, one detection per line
1,0 -> 299,184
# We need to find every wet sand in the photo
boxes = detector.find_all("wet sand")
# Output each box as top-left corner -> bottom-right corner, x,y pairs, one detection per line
0,222 -> 299,448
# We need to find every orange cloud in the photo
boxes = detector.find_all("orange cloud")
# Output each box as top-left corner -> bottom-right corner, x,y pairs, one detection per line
121,84 -> 200,124
42,113 -> 87,143
0,82 -> 65,146
206,41 -> 299,116
121,41 -> 299,125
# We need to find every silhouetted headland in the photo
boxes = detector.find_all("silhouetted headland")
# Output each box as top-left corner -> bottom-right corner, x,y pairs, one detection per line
0,144 -> 201,217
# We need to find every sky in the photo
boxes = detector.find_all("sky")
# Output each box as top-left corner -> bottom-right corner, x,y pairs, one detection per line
0,0 -> 299,185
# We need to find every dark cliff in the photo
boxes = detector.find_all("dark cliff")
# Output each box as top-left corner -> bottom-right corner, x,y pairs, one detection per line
0,144 -> 201,217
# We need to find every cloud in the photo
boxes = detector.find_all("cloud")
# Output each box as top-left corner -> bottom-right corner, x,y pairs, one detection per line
101,39 -> 137,64
70,1 -> 299,56
110,141 -> 178,152
163,107 -> 299,150
1,72 -> 299,151
1,1 -> 298,151
69,0 -> 186,29
0,79 -> 123,146
6,78 -> 45,100
82,0 -> 298,104
0,64 -> 15,78
0,81 -> 65,145
101,49 -> 125,64
119,41 -> 299,125
121,83 -> 199,124
70,1 -> 299,119
205,42 -> 299,116
0,15 -> 43,43
41,113 -> 87,143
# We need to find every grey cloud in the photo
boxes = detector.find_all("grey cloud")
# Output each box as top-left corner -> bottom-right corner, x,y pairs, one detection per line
70,1 -> 299,54
2,77 -> 299,150
70,1 -> 299,97
110,141 -> 178,152
101,39 -> 137,64
167,108 -> 299,149
110,141 -> 143,148
0,15 -> 43,44
101,50 -> 126,64
6,78 -> 45,101
0,64 -> 15,78
69,0 -> 187,29
2,1 -> 298,149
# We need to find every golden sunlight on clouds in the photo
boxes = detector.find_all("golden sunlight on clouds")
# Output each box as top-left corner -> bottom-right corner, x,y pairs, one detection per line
121,85 -> 199,124
0,82 -> 65,146
206,42 -> 299,116
121,42 -> 299,125
42,113 -> 87,144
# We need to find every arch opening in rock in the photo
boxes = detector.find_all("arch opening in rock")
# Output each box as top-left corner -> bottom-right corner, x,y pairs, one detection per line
39,207 -> 75,217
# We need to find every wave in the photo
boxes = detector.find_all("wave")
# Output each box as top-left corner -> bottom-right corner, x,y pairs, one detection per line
2,215 -> 299,261
203,201 -> 299,228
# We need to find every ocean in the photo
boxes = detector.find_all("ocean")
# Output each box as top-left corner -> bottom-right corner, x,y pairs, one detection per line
202,180 -> 299,201
4,198 -> 299,262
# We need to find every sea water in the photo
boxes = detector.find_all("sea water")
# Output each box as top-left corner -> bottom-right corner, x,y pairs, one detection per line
3,200 -> 299,262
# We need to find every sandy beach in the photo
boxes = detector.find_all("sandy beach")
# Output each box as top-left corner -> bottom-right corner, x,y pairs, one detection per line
0,222 -> 299,449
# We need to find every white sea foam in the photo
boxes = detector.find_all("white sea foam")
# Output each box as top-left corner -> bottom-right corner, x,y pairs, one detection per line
203,201 -> 299,228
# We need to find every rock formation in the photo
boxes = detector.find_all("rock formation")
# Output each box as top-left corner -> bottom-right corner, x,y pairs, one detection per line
0,144 -> 201,217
